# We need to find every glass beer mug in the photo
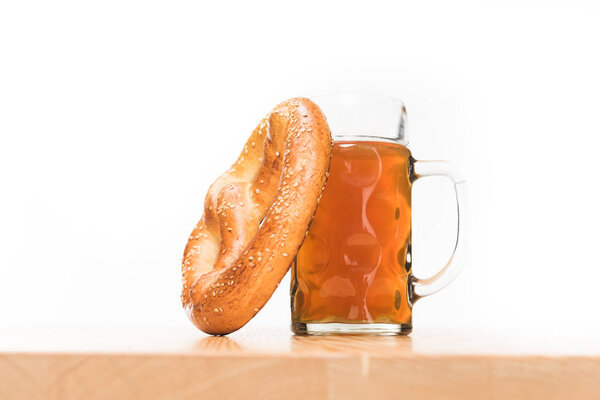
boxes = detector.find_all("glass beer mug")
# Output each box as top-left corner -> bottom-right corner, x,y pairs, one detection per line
291,94 -> 466,335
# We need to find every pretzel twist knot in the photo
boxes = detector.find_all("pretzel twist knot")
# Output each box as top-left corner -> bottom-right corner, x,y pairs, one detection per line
181,98 -> 332,335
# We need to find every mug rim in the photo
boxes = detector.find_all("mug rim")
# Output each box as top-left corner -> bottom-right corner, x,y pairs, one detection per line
309,93 -> 408,146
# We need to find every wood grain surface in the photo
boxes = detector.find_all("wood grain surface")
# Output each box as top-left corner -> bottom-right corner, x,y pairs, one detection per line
1,325 -> 599,399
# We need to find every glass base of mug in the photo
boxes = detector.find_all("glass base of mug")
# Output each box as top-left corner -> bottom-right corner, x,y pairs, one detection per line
291,322 -> 412,336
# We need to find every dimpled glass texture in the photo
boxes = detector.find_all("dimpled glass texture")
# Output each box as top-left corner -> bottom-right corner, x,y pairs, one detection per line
291,140 -> 413,326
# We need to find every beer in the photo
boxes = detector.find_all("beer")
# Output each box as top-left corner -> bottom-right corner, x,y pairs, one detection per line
292,141 -> 413,325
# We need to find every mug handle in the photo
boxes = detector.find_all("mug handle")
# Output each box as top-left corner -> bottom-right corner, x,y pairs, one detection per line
410,159 -> 467,300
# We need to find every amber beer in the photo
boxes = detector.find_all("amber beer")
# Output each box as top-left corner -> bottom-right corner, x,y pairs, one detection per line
292,141 -> 413,326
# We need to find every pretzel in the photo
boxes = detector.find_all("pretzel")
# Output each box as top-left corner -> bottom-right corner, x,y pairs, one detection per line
181,98 -> 332,335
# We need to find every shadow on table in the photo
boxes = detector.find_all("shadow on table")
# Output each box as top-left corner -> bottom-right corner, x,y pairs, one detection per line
290,333 -> 413,355
192,328 -> 413,355
194,335 -> 244,352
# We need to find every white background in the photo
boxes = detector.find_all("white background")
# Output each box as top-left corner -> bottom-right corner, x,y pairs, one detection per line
1,0 -> 599,334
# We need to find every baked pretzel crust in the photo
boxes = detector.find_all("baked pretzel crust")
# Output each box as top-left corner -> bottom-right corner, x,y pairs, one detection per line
182,98 -> 332,335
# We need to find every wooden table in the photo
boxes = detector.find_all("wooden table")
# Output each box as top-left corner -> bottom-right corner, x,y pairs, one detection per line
1,325 -> 599,399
